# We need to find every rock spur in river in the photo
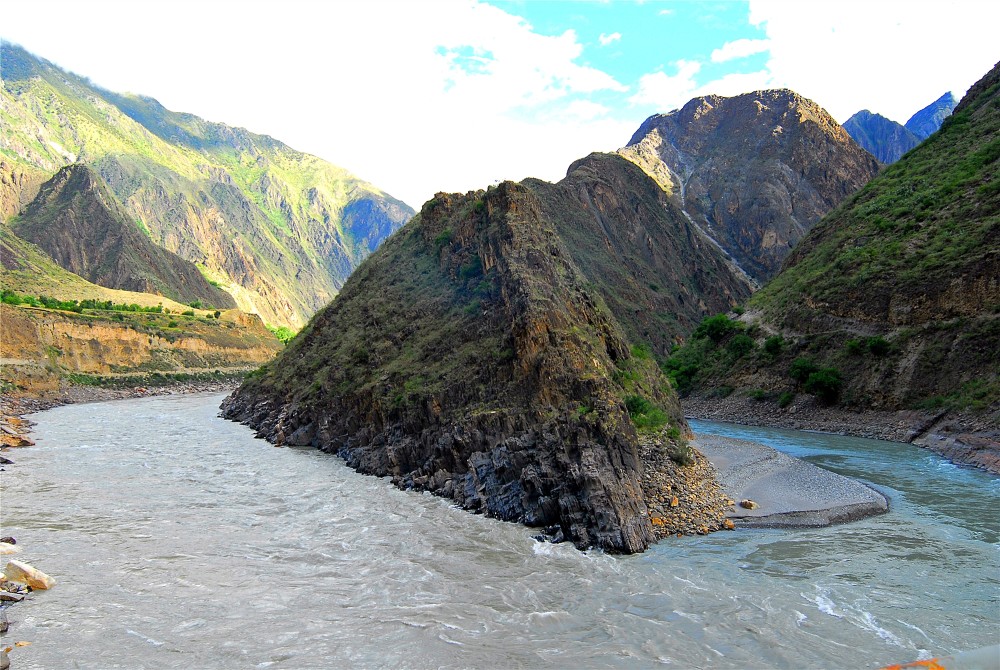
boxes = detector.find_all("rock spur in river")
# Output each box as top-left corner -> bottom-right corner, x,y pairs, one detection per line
224,180 -> 730,553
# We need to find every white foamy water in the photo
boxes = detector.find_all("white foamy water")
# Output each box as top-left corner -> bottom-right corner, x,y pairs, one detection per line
1,394 -> 997,668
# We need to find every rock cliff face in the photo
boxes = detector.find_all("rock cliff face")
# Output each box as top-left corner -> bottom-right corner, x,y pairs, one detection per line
620,89 -> 880,283
524,153 -> 752,353
905,92 -> 958,140
671,62 -> 1000,456
0,41 -> 413,328
13,164 -> 234,308
223,170 -> 740,552
843,110 -> 921,164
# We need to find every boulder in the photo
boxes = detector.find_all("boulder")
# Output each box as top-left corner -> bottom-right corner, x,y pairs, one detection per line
3,560 -> 55,589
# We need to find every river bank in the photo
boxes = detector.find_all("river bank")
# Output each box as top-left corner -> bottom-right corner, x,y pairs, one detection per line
683,394 -> 1000,475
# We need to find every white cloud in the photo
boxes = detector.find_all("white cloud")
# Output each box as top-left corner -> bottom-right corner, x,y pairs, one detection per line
0,0 -> 631,209
599,32 -> 622,46
563,99 -> 612,121
747,0 -> 1000,123
658,9 -> 674,16
710,38 -> 770,63
629,60 -> 701,109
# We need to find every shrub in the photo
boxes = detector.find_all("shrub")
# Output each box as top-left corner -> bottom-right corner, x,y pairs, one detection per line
789,358 -> 819,383
667,441 -> 695,466
865,336 -> 891,356
693,314 -> 742,343
845,338 -> 864,355
749,388 -> 769,401
763,335 -> 784,356
727,333 -> 755,358
804,368 -> 843,404
630,343 -> 652,360
167,321 -> 178,328
778,391 -> 795,408
182,310 -> 195,317
189,300 -> 202,309
624,394 -> 668,431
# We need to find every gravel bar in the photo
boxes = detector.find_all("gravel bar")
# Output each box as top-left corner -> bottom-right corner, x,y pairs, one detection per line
694,433 -> 889,528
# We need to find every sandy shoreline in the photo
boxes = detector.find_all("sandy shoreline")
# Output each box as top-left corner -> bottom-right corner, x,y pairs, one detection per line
694,434 -> 889,528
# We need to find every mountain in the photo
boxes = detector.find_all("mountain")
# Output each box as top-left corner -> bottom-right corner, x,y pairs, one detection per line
842,110 -> 921,163
666,62 -> 1000,468
222,154 -> 752,553
0,41 -> 413,328
906,92 -> 959,140
12,164 -> 234,307
620,89 -> 880,284
522,153 -> 752,353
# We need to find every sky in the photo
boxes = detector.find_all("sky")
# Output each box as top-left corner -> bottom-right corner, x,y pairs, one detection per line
1,0 -> 998,209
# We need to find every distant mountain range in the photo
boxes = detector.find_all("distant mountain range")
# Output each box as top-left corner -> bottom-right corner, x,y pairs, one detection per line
13,164 -> 234,308
619,89 -> 880,283
0,41 -> 413,329
844,92 -> 958,164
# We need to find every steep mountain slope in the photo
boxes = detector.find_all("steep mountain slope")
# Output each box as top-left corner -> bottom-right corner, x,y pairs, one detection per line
523,152 -> 751,353
12,164 -> 233,307
906,92 -> 959,139
223,166 -> 744,552
843,110 -> 921,163
669,62 -> 1000,467
620,89 -> 880,283
0,41 -> 413,328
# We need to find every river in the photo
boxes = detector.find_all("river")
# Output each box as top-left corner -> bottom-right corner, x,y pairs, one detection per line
1,393 -> 997,668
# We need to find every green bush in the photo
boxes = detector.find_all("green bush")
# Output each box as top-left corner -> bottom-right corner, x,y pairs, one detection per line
763,335 -> 784,356
865,336 -> 891,356
845,338 -> 864,355
804,368 -> 843,404
693,314 -> 742,343
778,391 -> 795,408
789,357 -> 819,383
624,394 -> 668,431
727,333 -> 755,358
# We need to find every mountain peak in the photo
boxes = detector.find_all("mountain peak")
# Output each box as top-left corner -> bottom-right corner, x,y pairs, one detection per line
905,90 -> 959,140
621,88 -> 879,282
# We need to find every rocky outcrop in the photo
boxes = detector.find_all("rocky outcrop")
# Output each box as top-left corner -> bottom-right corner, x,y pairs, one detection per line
0,41 -> 413,328
905,92 -> 958,140
620,89 -> 880,283
843,110 -> 921,164
13,164 -> 235,308
223,176 -> 737,553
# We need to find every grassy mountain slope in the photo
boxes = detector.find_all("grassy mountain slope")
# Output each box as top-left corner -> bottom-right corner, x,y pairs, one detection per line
13,164 -> 234,307
621,89 -> 880,283
223,170 -> 742,552
670,61 -> 1000,426
0,41 -> 413,328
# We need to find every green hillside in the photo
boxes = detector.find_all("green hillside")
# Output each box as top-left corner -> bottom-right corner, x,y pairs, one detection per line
668,61 -> 1000,417
0,41 -> 413,328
